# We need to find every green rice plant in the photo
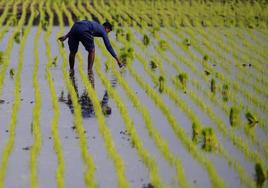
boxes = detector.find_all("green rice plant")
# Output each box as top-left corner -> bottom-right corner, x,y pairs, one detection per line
245,112 -> 258,128
149,60 -> 158,70
183,38 -> 191,47
203,54 -> 209,61
202,128 -> 218,152
211,78 -> 216,94
229,107 -> 240,127
158,75 -> 165,93
29,2 -> 45,187
14,32 -> 21,44
0,52 -> 4,65
41,20 -> 48,31
159,40 -> 168,50
52,56 -> 58,67
255,163 -> 266,188
9,68 -> 15,79
192,122 -> 202,144
119,47 -> 134,65
176,73 -> 188,92
222,84 -> 229,102
143,34 -> 150,46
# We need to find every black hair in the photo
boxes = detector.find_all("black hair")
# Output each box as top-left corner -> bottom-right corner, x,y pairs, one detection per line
103,21 -> 113,31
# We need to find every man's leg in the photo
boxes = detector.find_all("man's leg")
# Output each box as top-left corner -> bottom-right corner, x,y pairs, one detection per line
68,34 -> 79,71
87,49 -> 95,88
88,48 -> 95,72
69,51 -> 76,70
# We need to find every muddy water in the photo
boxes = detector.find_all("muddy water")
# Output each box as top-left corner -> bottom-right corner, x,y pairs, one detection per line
0,26 -> 267,188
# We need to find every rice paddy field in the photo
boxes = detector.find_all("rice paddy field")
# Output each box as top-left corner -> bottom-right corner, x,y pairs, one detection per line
0,0 -> 268,187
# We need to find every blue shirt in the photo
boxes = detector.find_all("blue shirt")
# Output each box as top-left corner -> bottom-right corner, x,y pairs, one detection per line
75,20 -> 117,58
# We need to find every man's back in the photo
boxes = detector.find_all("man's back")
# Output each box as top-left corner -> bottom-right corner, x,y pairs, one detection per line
73,20 -> 105,37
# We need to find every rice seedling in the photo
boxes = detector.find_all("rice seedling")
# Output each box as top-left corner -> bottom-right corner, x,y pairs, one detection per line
149,60 -> 158,70
245,112 -> 259,128
9,68 -> 15,79
230,107 -> 240,127
159,40 -> 168,50
176,73 -> 188,92
222,84 -> 229,102
192,122 -> 202,144
143,34 -> 150,46
211,78 -> 216,94
202,128 -> 218,152
255,163 -> 266,188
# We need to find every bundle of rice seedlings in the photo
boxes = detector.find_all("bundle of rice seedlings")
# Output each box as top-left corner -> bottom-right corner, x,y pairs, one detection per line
143,34 -> 150,46
192,122 -> 202,144
202,128 -> 217,152
229,107 -> 240,127
245,112 -> 258,128
211,78 -> 216,94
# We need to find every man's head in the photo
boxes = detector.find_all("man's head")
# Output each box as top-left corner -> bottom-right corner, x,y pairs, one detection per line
103,21 -> 113,33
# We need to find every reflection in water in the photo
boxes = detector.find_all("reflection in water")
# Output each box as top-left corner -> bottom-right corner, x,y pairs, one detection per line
59,70 -> 118,118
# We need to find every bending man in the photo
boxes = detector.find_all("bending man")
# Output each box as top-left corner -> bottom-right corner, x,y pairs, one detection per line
58,20 -> 122,72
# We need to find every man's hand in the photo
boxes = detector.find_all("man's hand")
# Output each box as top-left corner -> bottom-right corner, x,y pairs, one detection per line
58,35 -> 67,42
116,57 -> 124,68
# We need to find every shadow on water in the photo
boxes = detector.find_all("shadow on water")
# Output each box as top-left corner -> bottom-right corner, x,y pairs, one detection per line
59,70 -> 118,119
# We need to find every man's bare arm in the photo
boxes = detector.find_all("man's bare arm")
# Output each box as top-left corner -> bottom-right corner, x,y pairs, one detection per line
58,31 -> 71,42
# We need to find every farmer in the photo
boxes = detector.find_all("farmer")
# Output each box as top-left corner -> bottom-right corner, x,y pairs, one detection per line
58,20 -> 123,72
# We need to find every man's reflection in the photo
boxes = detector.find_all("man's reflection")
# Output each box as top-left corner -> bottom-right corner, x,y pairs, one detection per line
59,70 -> 116,118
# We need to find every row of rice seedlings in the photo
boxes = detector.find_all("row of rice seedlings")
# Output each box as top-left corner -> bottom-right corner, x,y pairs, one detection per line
120,24 -> 257,187
95,30 -> 189,187
61,4 -> 130,188
43,1 -> 65,187
0,1 -> 32,187
29,1 -> 45,187
54,3 -> 98,187
0,0 -> 24,97
189,27 -> 268,131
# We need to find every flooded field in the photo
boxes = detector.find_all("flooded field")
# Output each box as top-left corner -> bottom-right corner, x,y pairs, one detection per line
0,0 -> 268,188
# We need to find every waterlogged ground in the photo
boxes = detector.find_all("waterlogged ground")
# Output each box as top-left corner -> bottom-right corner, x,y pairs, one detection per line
0,25 -> 268,188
